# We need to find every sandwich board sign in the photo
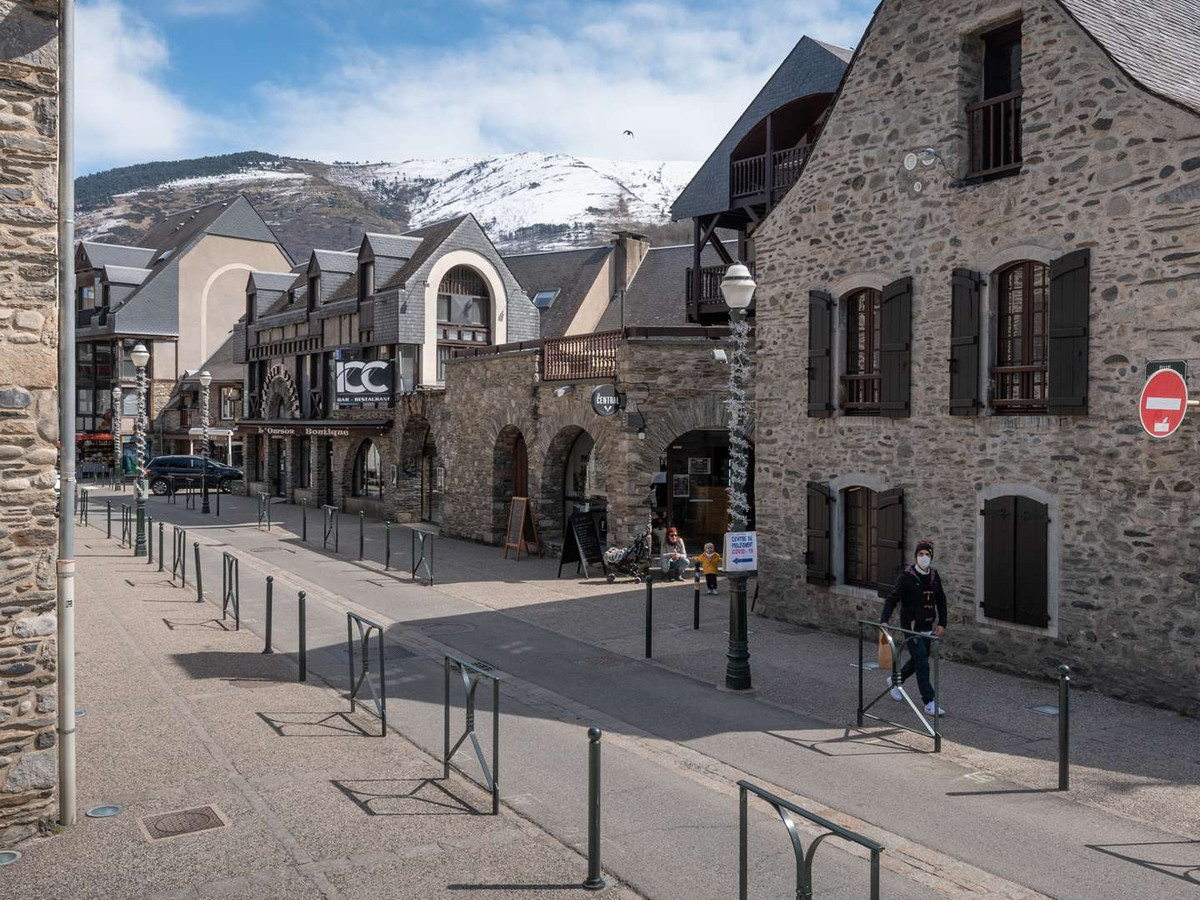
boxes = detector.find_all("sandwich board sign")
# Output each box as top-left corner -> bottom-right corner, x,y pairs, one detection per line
1139,367 -> 1188,439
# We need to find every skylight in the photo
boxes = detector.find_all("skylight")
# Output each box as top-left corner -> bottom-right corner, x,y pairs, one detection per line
532,289 -> 560,309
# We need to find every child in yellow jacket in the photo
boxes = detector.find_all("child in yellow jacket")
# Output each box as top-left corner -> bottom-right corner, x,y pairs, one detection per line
693,543 -> 722,594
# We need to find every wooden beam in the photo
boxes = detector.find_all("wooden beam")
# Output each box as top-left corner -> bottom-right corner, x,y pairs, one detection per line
691,216 -> 703,320
740,205 -> 762,225
765,112 -> 775,208
707,229 -> 734,265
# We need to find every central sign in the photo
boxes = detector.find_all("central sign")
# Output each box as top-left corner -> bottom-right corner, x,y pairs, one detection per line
336,358 -> 393,408
590,384 -> 621,417
1139,368 -> 1188,439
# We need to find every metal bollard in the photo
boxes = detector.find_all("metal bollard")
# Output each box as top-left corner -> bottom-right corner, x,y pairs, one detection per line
263,576 -> 274,654
147,517 -> 153,565
359,510 -> 364,560
385,520 -> 391,570
106,500 -> 112,540
298,591 -> 307,682
644,577 -> 653,659
583,727 -> 605,891
194,542 -> 203,603
1058,665 -> 1071,791
694,563 -> 701,630
216,486 -> 221,516
301,499 -> 307,543
158,521 -> 164,572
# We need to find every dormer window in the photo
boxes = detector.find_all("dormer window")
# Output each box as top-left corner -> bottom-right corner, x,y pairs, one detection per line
307,274 -> 319,311
967,21 -> 1023,179
358,260 -> 374,300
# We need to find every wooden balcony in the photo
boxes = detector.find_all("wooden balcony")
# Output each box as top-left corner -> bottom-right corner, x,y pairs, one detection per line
967,91 -> 1023,178
685,261 -> 756,319
729,144 -> 811,202
542,330 -> 618,382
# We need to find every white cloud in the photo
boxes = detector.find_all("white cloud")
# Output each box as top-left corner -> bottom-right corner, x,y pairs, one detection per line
253,0 -> 869,165
164,0 -> 258,17
76,0 -> 206,172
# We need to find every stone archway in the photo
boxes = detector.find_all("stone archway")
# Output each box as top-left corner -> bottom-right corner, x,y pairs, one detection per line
492,425 -> 528,545
259,365 -> 300,420
540,424 -> 610,549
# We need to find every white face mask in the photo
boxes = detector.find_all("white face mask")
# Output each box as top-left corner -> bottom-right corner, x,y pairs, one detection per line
916,554 -> 932,570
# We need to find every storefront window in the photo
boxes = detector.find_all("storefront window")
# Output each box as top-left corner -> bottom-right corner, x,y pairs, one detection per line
353,440 -> 382,498
657,429 -> 755,556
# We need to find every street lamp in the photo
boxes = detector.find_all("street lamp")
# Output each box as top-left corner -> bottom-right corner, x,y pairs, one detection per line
111,385 -> 122,489
199,370 -> 212,514
720,262 -> 755,691
131,342 -> 150,556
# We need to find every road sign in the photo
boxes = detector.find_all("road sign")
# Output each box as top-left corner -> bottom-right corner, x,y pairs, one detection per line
1146,359 -> 1188,379
590,384 -> 621,417
1139,368 -> 1188,438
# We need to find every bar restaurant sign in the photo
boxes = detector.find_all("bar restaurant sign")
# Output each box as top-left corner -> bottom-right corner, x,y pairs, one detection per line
336,357 -> 394,408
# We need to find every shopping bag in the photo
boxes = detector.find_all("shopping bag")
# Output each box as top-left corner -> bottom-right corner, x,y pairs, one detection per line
877,631 -> 893,670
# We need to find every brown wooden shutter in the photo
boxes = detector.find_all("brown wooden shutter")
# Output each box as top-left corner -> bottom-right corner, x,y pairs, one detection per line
807,291 -> 834,418
1048,249 -> 1090,415
806,481 -> 833,584
1013,497 -> 1050,627
949,269 -> 981,415
981,495 -> 1016,622
875,488 -> 905,596
879,277 -> 912,417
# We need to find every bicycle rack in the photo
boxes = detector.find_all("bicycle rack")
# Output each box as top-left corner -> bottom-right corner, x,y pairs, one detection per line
119,503 -> 132,548
221,552 -> 240,629
857,619 -> 943,752
444,654 -> 502,815
322,505 -> 339,552
346,612 -> 387,736
257,492 -> 272,530
411,528 -> 434,585
171,526 -> 187,586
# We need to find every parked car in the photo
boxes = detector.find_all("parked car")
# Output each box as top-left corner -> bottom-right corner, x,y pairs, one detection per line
145,455 -> 243,495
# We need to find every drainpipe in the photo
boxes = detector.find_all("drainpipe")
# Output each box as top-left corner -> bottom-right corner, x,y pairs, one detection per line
56,0 -> 78,827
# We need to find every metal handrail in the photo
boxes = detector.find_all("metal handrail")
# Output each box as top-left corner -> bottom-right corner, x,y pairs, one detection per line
221,552 -> 240,630
857,619 -> 943,751
444,654 -> 503,815
347,611 -> 386,736
738,780 -> 883,900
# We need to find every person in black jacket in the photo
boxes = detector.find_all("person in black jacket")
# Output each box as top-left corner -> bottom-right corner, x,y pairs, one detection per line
880,539 -> 947,715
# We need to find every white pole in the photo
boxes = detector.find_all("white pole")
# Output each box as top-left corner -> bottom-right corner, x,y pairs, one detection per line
56,0 -> 78,828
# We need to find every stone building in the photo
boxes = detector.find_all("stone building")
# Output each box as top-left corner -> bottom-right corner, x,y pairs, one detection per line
753,0 -> 1200,709
73,195 -> 290,474
0,0 -> 60,846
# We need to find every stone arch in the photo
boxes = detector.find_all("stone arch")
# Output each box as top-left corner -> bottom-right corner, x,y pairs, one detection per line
637,394 -> 755,463
259,364 -> 300,420
492,424 -> 530,545
538,423 -> 611,548
421,249 -> 511,385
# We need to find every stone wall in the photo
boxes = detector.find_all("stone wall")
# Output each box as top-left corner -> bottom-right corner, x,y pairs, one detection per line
753,0 -> 1200,710
0,0 -> 60,846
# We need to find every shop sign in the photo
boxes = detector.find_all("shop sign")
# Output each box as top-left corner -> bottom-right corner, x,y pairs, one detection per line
336,359 -> 394,407
590,384 -> 621,417
723,531 -> 758,572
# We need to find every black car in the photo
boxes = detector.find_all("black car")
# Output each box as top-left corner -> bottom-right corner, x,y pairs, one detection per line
146,455 -> 243,495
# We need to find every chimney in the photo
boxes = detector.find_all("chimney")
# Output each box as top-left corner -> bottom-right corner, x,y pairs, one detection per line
611,230 -> 650,300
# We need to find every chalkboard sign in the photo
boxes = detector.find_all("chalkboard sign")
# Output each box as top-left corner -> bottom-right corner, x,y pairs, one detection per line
503,496 -> 542,560
557,511 -> 608,579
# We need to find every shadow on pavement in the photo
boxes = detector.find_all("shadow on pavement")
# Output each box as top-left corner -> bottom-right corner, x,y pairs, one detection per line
333,777 -> 484,816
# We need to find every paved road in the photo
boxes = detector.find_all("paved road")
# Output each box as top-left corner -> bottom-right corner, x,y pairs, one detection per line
83,488 -> 1200,899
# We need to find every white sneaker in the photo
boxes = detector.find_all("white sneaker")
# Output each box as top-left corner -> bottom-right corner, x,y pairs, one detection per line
886,676 -> 902,702
924,701 -> 946,716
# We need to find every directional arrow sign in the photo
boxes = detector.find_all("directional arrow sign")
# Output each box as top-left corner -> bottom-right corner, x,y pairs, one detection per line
1139,367 -> 1188,439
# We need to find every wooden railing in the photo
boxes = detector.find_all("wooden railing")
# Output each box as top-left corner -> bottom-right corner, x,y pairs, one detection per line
686,261 -> 756,314
841,373 -> 880,412
542,330 -> 619,381
771,144 -> 811,193
990,363 -> 1046,410
967,91 -> 1023,178
730,154 -> 767,199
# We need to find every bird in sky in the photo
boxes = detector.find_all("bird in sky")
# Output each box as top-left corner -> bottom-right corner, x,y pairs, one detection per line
623,130 -> 634,138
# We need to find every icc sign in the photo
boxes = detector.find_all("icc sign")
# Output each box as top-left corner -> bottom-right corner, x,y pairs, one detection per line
336,359 -> 394,408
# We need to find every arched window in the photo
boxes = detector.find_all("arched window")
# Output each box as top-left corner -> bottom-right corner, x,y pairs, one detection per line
353,440 -> 382,498
842,288 -> 881,413
993,261 -> 1048,411
436,265 -> 491,380
842,486 -> 878,587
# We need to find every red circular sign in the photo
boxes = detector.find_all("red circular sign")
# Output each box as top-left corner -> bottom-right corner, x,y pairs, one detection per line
1139,369 -> 1188,438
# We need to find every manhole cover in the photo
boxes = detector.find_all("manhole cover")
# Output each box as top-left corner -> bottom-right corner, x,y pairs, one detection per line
139,805 -> 227,841
419,623 -> 474,636
579,655 -> 631,670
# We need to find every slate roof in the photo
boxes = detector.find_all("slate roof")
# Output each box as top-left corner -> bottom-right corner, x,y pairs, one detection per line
671,36 -> 851,220
504,244 -> 613,339
595,241 -> 736,331
311,249 -> 357,274
183,333 -> 241,384
1058,0 -> 1200,115
101,265 -> 152,286
247,271 -> 299,293
376,215 -> 472,292
362,233 -> 424,260
79,241 -> 155,271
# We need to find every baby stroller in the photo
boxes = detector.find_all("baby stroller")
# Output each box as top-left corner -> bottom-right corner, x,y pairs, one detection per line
604,525 -> 652,583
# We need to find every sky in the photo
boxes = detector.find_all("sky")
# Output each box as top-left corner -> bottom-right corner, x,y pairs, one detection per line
75,0 -> 874,175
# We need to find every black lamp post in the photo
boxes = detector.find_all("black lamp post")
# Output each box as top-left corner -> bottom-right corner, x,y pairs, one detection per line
199,370 -> 212,514
720,263 -> 755,691
131,342 -> 150,556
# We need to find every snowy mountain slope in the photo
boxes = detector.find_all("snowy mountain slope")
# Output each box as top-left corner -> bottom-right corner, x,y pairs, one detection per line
77,152 -> 698,259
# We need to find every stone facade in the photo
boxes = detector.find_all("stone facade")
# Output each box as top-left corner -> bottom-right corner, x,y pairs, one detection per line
0,0 -> 60,846
754,0 -> 1200,710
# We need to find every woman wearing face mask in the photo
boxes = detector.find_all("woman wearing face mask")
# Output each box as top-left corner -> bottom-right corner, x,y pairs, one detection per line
880,539 -> 947,716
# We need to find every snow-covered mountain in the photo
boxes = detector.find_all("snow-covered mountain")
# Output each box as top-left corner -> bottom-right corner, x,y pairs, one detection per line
76,151 -> 699,259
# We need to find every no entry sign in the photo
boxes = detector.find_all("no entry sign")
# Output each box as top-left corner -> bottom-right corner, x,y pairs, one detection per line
1139,368 -> 1188,438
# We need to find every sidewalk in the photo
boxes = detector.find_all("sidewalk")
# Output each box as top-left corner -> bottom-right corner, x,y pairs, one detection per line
65,488 -> 1200,897
8,539 -> 644,899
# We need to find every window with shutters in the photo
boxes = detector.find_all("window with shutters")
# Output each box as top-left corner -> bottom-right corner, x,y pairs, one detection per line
842,486 -> 878,586
806,482 -> 833,584
842,289 -> 881,414
949,269 -> 982,415
967,22 -> 1023,179
991,260 -> 1048,412
807,291 -> 834,418
981,493 -> 1052,629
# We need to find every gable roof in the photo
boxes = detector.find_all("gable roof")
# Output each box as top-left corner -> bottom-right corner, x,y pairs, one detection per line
101,265 -> 152,286
1058,0 -> 1200,115
595,241 -> 735,331
311,249 -> 357,275
504,244 -> 613,338
362,232 -> 424,260
671,36 -> 851,221
376,215 -> 471,292
78,241 -> 155,271
247,271 -> 299,293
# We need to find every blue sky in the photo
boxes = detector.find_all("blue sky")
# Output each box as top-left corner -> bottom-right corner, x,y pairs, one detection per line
77,0 -> 874,174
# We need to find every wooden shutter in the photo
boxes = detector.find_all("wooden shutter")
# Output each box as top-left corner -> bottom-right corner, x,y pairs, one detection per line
1013,497 -> 1050,627
949,269 -> 981,415
875,488 -> 905,596
806,481 -> 833,584
879,277 -> 912,417
1048,249 -> 1090,415
807,291 -> 834,418
981,496 -> 1016,622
